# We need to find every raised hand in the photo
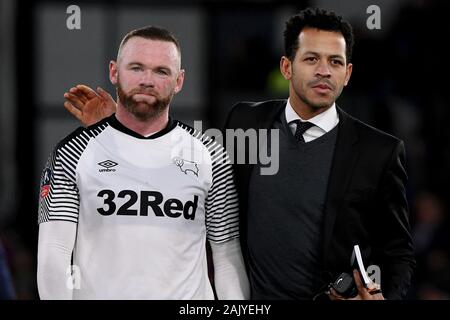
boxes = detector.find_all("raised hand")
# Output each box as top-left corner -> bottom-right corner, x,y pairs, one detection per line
64,85 -> 117,127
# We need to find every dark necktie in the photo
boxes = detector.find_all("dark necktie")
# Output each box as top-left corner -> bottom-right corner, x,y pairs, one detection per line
291,120 -> 314,142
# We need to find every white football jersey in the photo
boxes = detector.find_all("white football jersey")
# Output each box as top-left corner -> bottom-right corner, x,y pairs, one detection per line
38,115 -> 239,299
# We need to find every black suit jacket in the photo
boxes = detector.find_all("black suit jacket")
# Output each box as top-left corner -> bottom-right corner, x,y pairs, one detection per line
223,99 -> 416,299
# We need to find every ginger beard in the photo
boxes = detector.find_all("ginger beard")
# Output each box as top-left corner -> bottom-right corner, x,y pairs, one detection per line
116,75 -> 174,122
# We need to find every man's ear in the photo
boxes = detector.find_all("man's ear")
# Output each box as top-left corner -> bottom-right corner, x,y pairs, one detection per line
344,63 -> 353,86
280,56 -> 292,80
174,69 -> 185,94
109,61 -> 118,85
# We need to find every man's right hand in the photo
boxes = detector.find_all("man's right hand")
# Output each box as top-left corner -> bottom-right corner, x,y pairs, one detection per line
64,85 -> 117,127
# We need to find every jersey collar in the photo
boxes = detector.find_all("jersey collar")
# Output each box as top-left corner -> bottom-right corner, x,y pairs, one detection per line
108,114 -> 177,139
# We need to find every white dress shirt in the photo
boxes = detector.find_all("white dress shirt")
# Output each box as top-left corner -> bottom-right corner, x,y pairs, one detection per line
285,99 -> 339,143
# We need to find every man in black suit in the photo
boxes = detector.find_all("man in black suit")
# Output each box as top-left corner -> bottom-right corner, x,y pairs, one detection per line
224,8 -> 415,300
63,8 -> 415,300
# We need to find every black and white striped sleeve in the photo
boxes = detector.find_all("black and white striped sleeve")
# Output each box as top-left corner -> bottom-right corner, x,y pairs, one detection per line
38,147 -> 80,224
205,141 -> 240,243
37,127 -> 95,224
38,122 -> 109,224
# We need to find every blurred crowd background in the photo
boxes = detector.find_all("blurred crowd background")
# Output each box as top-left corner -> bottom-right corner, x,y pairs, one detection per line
1,0 -> 449,299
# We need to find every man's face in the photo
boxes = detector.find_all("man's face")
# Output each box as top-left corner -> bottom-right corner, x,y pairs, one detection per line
110,37 -> 184,121
281,27 -> 352,113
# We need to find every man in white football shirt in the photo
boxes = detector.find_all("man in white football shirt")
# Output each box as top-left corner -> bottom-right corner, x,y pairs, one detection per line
37,26 -> 249,300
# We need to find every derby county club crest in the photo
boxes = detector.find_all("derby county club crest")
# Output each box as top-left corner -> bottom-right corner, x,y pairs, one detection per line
173,157 -> 199,177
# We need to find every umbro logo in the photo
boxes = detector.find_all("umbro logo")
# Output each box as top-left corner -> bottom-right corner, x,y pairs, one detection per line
98,160 -> 118,172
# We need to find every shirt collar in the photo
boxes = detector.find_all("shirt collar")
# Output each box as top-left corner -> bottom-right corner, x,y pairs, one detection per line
285,98 -> 339,133
108,114 -> 177,139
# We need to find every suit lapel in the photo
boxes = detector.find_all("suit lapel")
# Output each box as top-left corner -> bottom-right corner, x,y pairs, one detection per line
257,100 -> 287,130
238,100 -> 286,208
238,100 -> 286,252
322,107 -> 360,262
243,100 -> 286,184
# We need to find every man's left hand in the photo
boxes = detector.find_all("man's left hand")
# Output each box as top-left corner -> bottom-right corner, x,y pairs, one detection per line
329,269 -> 385,300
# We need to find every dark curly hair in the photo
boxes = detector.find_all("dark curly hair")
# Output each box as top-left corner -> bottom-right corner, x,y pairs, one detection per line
284,8 -> 354,63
